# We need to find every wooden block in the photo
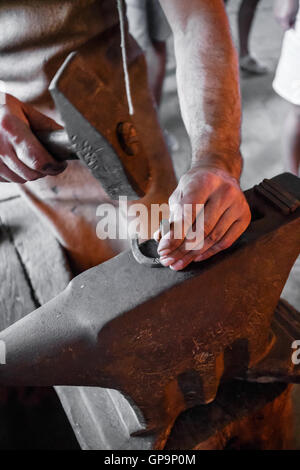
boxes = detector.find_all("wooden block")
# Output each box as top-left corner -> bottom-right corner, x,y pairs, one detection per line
0,197 -> 71,305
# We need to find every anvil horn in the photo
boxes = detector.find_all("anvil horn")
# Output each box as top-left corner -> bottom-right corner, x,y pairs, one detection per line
0,173 -> 299,447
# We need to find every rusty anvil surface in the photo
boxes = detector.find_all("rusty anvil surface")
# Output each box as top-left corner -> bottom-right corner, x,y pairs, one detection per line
0,173 -> 299,448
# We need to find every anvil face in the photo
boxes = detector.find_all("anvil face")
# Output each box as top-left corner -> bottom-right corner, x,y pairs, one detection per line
0,173 -> 299,448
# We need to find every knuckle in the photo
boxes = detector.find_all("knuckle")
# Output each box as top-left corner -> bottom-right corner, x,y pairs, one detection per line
173,249 -> 185,260
218,239 -> 232,250
201,172 -> 216,190
29,157 -> 44,172
203,229 -> 210,239
207,231 -> 219,243
223,183 -> 237,198
204,224 -> 214,238
167,242 -> 181,254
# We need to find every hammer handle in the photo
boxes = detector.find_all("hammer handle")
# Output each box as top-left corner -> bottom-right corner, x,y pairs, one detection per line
35,129 -> 78,162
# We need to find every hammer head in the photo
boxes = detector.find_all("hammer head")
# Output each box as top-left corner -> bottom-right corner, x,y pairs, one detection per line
48,30 -> 176,200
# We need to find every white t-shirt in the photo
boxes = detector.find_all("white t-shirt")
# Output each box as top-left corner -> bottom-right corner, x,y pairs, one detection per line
273,8 -> 300,105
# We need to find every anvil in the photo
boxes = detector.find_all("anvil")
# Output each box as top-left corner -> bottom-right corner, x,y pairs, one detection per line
0,173 -> 299,449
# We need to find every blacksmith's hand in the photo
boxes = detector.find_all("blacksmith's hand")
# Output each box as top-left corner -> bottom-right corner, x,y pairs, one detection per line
154,164 -> 251,271
0,93 -> 66,183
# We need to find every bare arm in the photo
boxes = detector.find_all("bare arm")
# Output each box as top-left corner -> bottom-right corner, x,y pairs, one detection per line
155,0 -> 250,271
160,0 -> 242,177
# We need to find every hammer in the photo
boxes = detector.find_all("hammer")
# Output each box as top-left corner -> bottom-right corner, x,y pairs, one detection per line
35,30 -> 177,201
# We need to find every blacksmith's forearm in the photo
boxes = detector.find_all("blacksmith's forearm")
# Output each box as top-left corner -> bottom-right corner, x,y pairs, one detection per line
174,28 -> 242,178
160,0 -> 242,179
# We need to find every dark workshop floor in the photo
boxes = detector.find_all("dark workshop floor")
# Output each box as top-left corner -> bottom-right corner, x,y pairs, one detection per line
0,387 -> 79,450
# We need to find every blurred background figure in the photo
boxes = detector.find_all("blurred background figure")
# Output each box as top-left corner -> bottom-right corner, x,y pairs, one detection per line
126,0 -> 171,106
273,0 -> 300,175
126,0 -> 269,98
224,0 -> 268,74
125,0 -> 179,151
